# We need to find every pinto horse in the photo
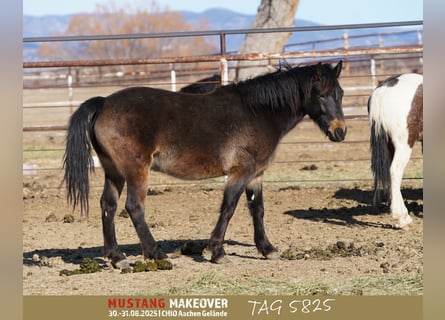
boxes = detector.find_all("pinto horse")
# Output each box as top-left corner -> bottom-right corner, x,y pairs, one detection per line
63,61 -> 346,265
368,73 -> 423,229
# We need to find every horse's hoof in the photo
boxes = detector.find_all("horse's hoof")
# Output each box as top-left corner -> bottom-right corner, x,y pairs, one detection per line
393,215 -> 413,230
395,223 -> 412,230
265,251 -> 281,260
212,256 -> 232,264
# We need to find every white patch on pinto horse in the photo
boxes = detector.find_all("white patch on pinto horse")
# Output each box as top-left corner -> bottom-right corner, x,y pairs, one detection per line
368,73 -> 423,229
369,74 -> 422,137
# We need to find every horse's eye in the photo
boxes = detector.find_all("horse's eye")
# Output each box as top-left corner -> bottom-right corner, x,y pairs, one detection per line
335,88 -> 344,101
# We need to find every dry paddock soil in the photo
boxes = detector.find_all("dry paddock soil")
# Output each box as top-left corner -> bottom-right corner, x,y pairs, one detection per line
23,118 -> 423,296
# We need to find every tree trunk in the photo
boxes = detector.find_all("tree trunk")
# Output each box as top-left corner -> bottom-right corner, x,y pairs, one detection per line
231,0 -> 300,81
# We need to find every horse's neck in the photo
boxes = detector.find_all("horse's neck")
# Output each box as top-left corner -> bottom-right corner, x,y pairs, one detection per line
279,112 -> 305,138
261,106 -> 305,142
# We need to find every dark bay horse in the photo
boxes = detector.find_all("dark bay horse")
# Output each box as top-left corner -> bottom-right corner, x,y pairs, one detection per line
368,73 -> 423,229
63,61 -> 346,265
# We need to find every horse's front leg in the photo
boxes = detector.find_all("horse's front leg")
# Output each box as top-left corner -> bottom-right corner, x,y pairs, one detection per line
209,176 -> 247,264
245,177 -> 280,260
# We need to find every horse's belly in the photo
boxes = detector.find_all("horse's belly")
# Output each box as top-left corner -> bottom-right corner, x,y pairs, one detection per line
151,152 -> 225,180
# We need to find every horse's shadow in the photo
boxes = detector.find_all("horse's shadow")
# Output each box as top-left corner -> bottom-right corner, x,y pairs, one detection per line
333,187 -> 423,204
22,239 -> 254,266
283,187 -> 423,229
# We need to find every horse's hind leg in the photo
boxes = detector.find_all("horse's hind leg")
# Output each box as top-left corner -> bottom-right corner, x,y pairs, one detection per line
99,158 -> 126,265
101,173 -> 125,264
125,170 -> 167,260
245,177 -> 279,260
390,142 -> 413,228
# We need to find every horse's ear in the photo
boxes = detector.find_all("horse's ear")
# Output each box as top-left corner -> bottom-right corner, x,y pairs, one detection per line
334,60 -> 343,78
279,59 -> 292,70
313,62 -> 323,82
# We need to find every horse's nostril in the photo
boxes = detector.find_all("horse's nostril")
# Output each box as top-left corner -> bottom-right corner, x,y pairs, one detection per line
335,127 -> 346,140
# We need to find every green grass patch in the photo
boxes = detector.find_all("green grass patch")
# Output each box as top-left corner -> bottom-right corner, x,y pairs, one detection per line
149,272 -> 423,296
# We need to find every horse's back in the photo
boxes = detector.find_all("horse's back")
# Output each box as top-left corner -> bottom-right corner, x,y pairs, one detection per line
369,73 -> 423,134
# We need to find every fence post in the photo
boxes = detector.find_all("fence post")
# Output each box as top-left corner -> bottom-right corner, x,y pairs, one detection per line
343,33 -> 350,74
170,63 -> 177,92
417,31 -> 423,67
219,32 -> 229,85
378,33 -> 385,72
67,67 -> 73,112
267,58 -> 274,72
220,58 -> 229,85
370,57 -> 377,87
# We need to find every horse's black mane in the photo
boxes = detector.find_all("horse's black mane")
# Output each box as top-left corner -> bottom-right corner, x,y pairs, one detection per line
233,63 -> 313,115
233,63 -> 337,115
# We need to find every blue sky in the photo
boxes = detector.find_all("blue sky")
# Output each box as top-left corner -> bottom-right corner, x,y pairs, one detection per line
23,0 -> 422,25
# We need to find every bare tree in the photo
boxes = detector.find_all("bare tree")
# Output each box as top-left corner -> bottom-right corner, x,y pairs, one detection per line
38,0 -> 215,63
231,0 -> 300,81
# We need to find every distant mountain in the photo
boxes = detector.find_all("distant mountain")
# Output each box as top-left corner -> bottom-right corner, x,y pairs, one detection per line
23,8 -> 422,61
23,14 -> 73,37
181,8 -> 255,30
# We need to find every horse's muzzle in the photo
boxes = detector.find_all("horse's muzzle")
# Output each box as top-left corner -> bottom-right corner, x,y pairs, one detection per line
327,121 -> 347,142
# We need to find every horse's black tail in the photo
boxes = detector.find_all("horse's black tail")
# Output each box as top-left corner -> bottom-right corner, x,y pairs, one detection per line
370,118 -> 393,206
63,96 -> 105,216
